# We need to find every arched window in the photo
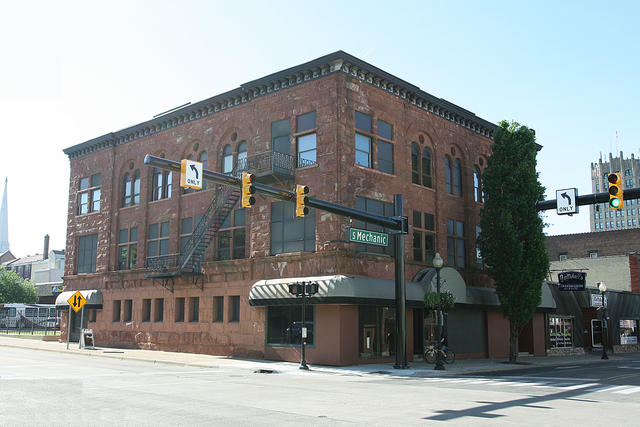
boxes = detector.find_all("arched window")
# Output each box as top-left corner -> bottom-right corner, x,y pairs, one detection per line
222,145 -> 233,174
474,166 -> 482,202
454,159 -> 463,197
152,167 -> 172,201
422,148 -> 433,189
199,151 -> 208,190
411,143 -> 420,184
123,170 -> 141,207
445,155 -> 453,194
237,141 -> 247,172
133,169 -> 140,205
122,172 -> 132,207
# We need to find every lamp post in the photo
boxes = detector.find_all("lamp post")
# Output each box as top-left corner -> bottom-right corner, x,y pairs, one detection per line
433,253 -> 445,371
598,282 -> 608,360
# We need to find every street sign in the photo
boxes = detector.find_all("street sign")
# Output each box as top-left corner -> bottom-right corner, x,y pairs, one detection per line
67,290 -> 87,313
346,227 -> 389,246
180,159 -> 203,189
558,271 -> 586,291
556,188 -> 578,215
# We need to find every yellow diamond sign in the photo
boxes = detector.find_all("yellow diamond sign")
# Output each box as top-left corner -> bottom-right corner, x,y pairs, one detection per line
67,291 -> 87,313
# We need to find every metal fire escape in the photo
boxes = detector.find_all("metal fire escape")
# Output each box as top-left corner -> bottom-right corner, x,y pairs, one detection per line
144,150 -> 302,291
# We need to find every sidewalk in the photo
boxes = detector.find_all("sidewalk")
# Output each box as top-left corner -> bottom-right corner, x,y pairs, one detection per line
0,334 -> 621,377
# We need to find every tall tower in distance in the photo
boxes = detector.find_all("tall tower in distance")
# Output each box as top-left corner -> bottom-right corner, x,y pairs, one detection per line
590,151 -> 640,232
0,178 -> 9,252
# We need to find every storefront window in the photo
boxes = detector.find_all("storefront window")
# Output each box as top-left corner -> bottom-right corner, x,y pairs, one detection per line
549,317 -> 573,348
359,306 -> 396,358
266,306 -> 314,346
620,319 -> 638,345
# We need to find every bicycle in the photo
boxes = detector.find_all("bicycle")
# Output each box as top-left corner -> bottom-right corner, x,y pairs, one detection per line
424,342 -> 455,364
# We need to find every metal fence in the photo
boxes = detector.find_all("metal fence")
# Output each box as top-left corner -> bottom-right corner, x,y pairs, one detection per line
0,313 -> 61,336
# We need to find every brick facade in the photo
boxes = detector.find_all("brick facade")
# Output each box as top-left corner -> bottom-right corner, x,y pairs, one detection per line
62,51 -> 500,364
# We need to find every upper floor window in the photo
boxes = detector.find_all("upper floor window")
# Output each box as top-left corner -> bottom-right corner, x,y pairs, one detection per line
445,156 -> 463,197
411,144 -> 433,188
218,209 -> 246,260
180,215 -> 204,258
147,221 -> 170,261
296,111 -> 317,167
355,196 -> 395,256
222,145 -> 234,174
151,168 -> 172,201
271,201 -> 316,255
413,211 -> 435,263
354,111 -> 394,174
118,227 -> 138,270
625,169 -> 633,176
447,219 -> 466,268
272,118 -> 291,156
78,173 -> 101,215
77,234 -> 98,274
122,169 -> 140,207
474,166 -> 483,203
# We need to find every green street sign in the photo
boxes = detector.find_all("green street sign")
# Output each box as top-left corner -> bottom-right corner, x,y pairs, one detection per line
347,227 -> 389,246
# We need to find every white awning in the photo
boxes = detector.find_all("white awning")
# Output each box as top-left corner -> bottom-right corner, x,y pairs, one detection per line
249,275 -> 427,307
55,290 -> 103,310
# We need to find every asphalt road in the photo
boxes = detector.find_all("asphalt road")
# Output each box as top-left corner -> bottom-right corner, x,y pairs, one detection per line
2,347 -> 639,426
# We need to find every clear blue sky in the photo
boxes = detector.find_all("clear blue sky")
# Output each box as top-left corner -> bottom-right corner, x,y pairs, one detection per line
1,0 -> 639,257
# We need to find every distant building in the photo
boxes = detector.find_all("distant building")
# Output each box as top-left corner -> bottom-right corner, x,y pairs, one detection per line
546,229 -> 640,354
590,151 -> 640,232
2,235 -> 65,303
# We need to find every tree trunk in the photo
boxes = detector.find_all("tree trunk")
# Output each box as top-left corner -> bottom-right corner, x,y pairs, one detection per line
509,322 -> 519,364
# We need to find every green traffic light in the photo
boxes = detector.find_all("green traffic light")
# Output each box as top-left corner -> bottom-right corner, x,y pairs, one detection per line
610,198 -> 621,208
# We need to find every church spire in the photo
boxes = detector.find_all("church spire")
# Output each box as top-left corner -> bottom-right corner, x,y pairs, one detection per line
0,178 -> 9,253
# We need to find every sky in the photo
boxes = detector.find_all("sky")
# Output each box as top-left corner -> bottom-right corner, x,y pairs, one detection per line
1,0 -> 639,257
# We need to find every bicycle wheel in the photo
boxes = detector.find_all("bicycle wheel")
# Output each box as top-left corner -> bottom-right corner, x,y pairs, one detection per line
443,348 -> 455,364
425,350 -> 437,364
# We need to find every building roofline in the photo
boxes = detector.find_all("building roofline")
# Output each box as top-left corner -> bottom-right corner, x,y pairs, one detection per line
63,50 -> 498,160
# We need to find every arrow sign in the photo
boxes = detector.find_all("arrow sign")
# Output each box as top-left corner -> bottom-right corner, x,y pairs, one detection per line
556,188 -> 578,215
180,159 -> 203,190
67,290 -> 87,313
190,164 -> 199,180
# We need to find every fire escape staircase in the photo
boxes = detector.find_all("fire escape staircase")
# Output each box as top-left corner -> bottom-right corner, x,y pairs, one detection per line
144,185 -> 240,292
144,150 -> 303,292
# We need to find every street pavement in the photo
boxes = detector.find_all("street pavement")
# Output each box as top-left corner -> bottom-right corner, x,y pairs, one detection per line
0,333 -> 623,378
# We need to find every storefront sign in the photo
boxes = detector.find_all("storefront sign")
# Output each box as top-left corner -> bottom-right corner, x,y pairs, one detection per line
558,271 -> 586,291
591,293 -> 608,308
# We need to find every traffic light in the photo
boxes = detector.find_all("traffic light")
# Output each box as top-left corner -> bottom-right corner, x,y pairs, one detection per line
241,173 -> 256,208
296,185 -> 309,217
608,172 -> 623,209
288,283 -> 303,295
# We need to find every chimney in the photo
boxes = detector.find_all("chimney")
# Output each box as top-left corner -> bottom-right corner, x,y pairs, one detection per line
43,234 -> 50,260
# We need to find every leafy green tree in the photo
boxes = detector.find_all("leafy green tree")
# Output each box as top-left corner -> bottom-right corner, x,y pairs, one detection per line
0,266 -> 38,304
477,120 -> 549,363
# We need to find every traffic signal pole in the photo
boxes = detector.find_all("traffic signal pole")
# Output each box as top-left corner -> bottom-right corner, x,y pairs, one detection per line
536,188 -> 640,211
144,154 -> 411,369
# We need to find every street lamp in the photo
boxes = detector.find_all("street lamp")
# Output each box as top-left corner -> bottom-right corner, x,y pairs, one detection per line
433,253 -> 445,371
598,282 -> 608,360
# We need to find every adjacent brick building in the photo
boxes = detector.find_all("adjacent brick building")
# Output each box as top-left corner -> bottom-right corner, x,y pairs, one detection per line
60,51 -> 552,365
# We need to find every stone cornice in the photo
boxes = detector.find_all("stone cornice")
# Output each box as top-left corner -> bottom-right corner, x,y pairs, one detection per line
63,51 -> 496,160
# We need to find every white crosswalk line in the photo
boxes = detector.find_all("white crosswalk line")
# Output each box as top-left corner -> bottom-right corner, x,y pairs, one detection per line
591,385 -> 628,393
613,386 -> 640,395
561,383 -> 600,391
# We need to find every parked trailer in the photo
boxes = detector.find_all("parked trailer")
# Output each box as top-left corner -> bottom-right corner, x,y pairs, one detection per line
0,303 -> 61,329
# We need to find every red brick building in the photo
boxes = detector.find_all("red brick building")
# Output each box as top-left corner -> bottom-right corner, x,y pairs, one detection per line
60,51 -> 551,365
